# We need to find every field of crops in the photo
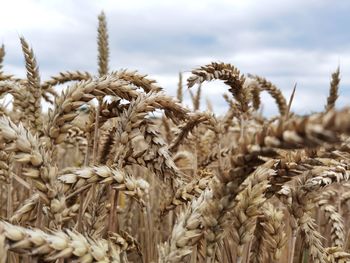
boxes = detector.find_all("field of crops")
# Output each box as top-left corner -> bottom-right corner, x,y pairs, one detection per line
0,11 -> 349,263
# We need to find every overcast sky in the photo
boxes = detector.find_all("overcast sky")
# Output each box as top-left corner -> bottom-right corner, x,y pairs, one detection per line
1,0 -> 349,115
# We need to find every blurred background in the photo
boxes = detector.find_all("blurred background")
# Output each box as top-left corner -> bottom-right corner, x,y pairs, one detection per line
0,0 -> 349,116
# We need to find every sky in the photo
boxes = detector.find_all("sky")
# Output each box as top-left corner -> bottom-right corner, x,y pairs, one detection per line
0,0 -> 349,116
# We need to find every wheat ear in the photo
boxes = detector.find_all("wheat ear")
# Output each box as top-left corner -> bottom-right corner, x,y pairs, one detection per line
41,70 -> 91,90
0,44 -> 5,73
177,72 -> 183,103
59,166 -> 149,205
97,11 -> 109,76
259,202 -> 287,262
249,75 -> 287,116
326,246 -> 350,262
19,37 -> 42,132
0,220 -> 123,262
112,69 -> 162,93
326,67 -> 340,111
188,62 -> 249,112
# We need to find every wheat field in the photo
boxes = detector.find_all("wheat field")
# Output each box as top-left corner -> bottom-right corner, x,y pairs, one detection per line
0,11 -> 349,263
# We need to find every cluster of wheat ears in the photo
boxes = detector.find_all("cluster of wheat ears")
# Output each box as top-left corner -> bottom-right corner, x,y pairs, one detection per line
0,11 -> 349,263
